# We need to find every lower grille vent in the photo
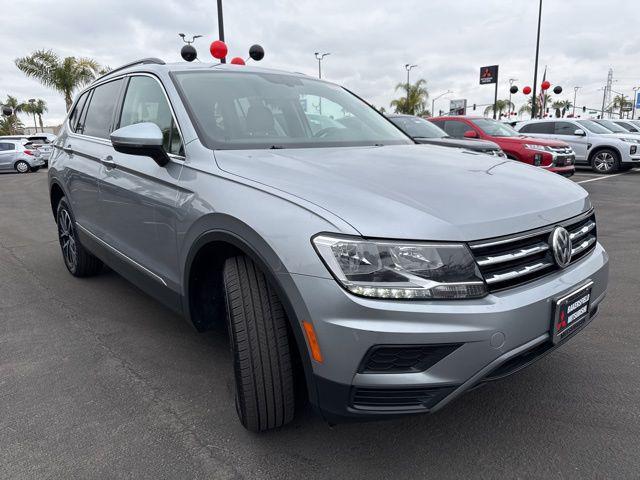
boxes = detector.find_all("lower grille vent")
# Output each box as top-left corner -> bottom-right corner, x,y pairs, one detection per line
351,386 -> 456,411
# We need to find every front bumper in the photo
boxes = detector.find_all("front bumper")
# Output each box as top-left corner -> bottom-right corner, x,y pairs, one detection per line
291,243 -> 608,422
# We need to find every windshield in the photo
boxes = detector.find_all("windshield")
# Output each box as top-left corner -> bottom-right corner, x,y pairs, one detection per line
473,118 -> 519,137
595,120 -> 627,133
172,70 -> 413,149
576,120 -> 612,134
388,116 -> 446,139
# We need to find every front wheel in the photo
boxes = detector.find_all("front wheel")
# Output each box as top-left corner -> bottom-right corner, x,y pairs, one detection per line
591,149 -> 620,174
223,255 -> 296,432
56,197 -> 103,277
15,160 -> 30,173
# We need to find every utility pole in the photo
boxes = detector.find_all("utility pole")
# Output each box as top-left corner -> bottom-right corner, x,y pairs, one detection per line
315,52 -> 330,79
633,87 -> 639,120
572,86 -> 580,117
531,0 -> 543,119
404,64 -> 417,113
601,86 -> 607,119
216,0 -> 226,63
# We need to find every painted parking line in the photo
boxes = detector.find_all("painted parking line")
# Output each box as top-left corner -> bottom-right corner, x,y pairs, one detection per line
576,172 -> 628,184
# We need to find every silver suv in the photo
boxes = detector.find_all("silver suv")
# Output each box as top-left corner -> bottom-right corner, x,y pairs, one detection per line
517,118 -> 640,173
49,59 -> 609,432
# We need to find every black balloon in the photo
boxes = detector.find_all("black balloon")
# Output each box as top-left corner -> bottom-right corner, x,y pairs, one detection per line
553,85 -> 563,94
181,44 -> 197,62
1,105 -> 12,116
249,44 -> 265,61
510,85 -> 519,94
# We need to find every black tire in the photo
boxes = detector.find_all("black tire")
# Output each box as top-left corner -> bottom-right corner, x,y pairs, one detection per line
223,255 -> 295,432
590,148 -> 620,174
15,160 -> 30,173
56,197 -> 103,277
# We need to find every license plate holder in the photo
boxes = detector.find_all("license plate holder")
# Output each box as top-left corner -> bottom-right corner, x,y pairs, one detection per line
551,282 -> 593,344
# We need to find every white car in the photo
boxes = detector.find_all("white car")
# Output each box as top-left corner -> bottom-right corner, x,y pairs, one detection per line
517,118 -> 640,173
0,139 -> 45,173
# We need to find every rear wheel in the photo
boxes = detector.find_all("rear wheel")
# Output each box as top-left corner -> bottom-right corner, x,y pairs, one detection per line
591,149 -> 620,174
15,160 -> 29,173
56,197 -> 103,277
223,255 -> 295,432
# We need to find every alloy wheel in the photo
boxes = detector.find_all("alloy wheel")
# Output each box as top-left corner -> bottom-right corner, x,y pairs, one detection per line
593,152 -> 615,173
58,209 -> 78,272
15,161 -> 29,173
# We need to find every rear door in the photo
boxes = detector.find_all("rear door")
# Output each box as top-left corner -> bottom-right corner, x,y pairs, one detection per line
0,142 -> 15,171
64,81 -> 123,235
98,74 -> 184,289
553,121 -> 589,163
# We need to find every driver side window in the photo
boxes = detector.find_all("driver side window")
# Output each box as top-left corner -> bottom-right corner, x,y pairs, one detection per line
119,76 -> 183,156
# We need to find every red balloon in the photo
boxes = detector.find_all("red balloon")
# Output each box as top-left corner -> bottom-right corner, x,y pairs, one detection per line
523,86 -> 532,95
210,40 -> 228,59
230,57 -> 246,65
541,80 -> 551,90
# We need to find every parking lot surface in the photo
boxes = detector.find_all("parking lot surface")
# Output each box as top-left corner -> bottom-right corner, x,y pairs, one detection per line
1,169 -> 639,479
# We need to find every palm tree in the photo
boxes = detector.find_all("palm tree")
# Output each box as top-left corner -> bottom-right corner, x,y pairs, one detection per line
518,103 -> 532,117
390,79 -> 429,115
484,99 -> 514,118
1,95 -> 26,134
613,95 -> 631,118
22,101 -> 39,132
551,100 -> 572,118
34,99 -> 47,131
15,50 -> 102,111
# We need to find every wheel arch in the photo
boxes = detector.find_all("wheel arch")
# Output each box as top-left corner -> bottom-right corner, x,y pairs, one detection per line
588,144 -> 622,165
182,216 -> 319,406
49,180 -> 67,219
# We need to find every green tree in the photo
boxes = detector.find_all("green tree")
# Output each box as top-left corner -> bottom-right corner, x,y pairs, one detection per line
0,95 -> 26,134
551,100 -> 572,118
484,99 -> 515,118
15,50 -> 102,111
22,102 -> 39,132
613,95 -> 632,118
390,79 -> 429,115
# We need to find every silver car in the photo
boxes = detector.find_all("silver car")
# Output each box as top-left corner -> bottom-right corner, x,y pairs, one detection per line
0,139 -> 45,173
48,59 -> 609,432
517,118 -> 640,173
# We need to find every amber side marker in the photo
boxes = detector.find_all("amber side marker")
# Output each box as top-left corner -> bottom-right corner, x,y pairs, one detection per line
302,321 -> 324,363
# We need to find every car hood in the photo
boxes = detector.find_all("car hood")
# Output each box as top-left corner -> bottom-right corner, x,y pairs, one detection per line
415,137 -> 500,151
496,135 -> 569,147
600,133 -> 638,141
214,144 -> 590,241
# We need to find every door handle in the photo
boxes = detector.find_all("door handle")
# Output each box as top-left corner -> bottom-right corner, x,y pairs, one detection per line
101,155 -> 116,168
62,144 -> 73,154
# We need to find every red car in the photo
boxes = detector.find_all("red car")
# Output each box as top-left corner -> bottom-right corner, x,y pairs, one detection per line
430,116 -> 575,177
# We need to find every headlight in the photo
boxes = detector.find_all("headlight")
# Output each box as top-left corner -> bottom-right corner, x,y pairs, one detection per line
524,144 -> 549,152
620,138 -> 640,144
312,235 -> 487,300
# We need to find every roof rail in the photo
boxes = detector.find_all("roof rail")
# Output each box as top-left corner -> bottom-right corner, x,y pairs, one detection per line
92,57 -> 165,83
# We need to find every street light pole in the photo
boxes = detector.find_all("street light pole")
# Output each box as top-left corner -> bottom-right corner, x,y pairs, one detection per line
216,0 -> 226,63
531,0 -> 543,119
632,87 -> 639,120
431,90 -> 453,117
572,86 -> 580,117
315,52 -> 330,79
404,64 -> 417,113
508,78 -> 517,117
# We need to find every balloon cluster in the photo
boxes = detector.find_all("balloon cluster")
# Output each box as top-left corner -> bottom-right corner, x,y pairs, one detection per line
510,82 -> 563,97
181,38 -> 265,65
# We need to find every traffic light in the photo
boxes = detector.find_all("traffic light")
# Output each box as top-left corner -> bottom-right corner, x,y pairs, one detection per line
473,103 -> 476,111
582,106 -> 586,113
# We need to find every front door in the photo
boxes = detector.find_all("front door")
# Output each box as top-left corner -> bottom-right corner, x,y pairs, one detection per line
98,74 -> 184,290
0,142 -> 16,171
553,122 -> 589,163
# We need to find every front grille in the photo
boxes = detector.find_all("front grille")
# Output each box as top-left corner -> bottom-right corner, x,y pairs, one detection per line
359,344 -> 462,374
351,386 -> 456,411
469,210 -> 597,292
549,146 -> 573,155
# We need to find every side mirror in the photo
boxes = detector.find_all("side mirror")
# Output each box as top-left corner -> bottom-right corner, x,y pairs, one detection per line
463,130 -> 478,138
574,129 -> 586,136
110,122 -> 170,167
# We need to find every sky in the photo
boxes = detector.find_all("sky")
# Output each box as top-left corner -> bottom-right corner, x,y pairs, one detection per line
1,0 -> 639,126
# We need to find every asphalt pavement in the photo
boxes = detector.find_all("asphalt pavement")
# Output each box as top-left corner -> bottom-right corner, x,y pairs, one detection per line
1,168 -> 639,479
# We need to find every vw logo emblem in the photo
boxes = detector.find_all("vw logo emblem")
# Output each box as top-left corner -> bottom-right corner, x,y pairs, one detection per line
550,226 -> 572,268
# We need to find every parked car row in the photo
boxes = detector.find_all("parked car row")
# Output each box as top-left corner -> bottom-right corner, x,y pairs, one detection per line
0,138 -> 45,173
0,134 -> 55,170
47,60 -> 608,432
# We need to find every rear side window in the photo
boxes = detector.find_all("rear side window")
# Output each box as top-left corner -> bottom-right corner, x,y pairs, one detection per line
69,91 -> 89,133
554,122 -> 577,135
0,142 -> 14,151
520,122 -> 554,134
118,76 -> 183,156
441,120 -> 474,138
81,79 -> 123,139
